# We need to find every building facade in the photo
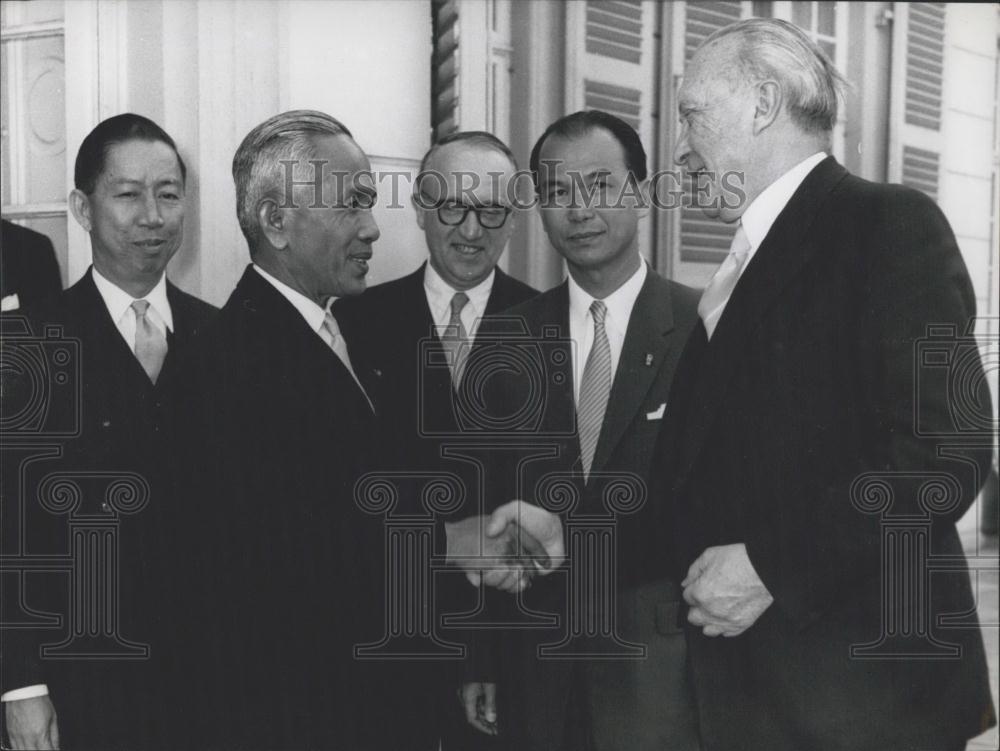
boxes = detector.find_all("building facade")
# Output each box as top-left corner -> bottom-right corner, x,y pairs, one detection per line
2,0 -> 997,391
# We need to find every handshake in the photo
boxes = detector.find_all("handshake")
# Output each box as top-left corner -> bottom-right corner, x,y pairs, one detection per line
445,501 -> 565,593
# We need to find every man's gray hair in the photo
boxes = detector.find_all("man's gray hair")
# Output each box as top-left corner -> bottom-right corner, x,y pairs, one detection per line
705,18 -> 848,134
232,109 -> 353,247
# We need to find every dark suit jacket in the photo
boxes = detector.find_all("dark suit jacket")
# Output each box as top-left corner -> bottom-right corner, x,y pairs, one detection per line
334,262 -> 538,485
654,157 -> 995,750
474,269 -> 701,751
1,219 -> 62,308
160,265 -> 401,750
1,268 -> 216,749
333,263 -> 537,749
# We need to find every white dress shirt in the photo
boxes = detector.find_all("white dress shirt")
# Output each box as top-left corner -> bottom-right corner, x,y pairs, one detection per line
568,261 -> 647,404
1,268 -> 176,704
92,266 -> 174,347
737,152 -> 827,280
423,263 -> 494,341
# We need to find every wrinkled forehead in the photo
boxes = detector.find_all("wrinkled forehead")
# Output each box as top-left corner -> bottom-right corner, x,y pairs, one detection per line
680,39 -> 741,104
420,143 -> 517,204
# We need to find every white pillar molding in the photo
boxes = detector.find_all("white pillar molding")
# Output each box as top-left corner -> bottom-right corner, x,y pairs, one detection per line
193,0 -> 281,306
63,0 -> 128,284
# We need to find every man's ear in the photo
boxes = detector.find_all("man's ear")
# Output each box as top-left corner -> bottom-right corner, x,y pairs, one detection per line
68,189 -> 92,232
753,80 -> 782,135
635,178 -> 652,220
411,193 -> 428,230
257,198 -> 289,250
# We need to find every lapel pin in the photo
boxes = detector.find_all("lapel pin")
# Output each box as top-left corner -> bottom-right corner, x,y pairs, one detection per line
645,353 -> 654,366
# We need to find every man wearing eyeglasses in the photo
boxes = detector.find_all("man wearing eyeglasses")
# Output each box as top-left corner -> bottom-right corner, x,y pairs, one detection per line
333,131 -> 537,750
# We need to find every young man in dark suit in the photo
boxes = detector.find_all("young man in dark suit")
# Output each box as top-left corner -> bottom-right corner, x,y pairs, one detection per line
1,219 -> 62,310
1,114 -> 216,750
461,111 -> 702,751
662,18 -> 995,751
161,111 -> 560,751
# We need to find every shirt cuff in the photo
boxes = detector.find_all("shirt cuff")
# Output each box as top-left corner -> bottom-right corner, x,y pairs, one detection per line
1,685 -> 49,702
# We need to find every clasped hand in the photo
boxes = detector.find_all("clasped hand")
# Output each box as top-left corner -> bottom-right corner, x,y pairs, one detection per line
682,543 -> 773,637
447,500 -> 565,593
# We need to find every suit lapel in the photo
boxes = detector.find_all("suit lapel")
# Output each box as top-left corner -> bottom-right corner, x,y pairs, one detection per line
673,156 -> 849,489
590,273 -> 675,476
72,270 -> 154,389
237,267 -> 377,412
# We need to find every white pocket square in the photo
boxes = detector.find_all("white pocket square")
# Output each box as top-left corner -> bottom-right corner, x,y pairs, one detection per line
646,403 -> 666,421
1,293 -> 20,312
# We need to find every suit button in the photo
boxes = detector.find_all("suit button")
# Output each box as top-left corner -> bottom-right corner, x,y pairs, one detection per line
101,419 -> 111,428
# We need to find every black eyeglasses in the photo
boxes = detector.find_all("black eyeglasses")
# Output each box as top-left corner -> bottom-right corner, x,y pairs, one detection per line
418,192 -> 512,229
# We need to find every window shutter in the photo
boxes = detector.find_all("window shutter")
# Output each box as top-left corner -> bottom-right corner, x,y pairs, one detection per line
678,1 -> 742,266
888,2 -> 945,200
565,1 -> 658,257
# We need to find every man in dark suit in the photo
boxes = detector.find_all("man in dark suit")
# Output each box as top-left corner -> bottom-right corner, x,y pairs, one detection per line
162,111 -> 561,751
334,131 -> 537,749
1,114 -> 216,750
660,19 -> 995,751
462,111 -> 702,751
1,220 -> 62,310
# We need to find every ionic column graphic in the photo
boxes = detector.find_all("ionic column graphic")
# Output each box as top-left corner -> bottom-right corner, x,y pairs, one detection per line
38,473 -> 149,659
538,472 -> 646,659
354,472 -> 464,659
850,472 -> 963,659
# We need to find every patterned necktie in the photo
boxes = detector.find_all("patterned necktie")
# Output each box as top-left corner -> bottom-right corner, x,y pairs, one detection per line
577,300 -> 612,480
322,310 -> 374,411
442,292 -> 470,387
698,223 -> 751,340
131,299 -> 167,384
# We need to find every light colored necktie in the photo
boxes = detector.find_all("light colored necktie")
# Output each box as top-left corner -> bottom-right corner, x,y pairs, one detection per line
442,291 -> 470,387
131,299 -> 167,384
698,223 -> 751,340
322,310 -> 374,410
577,300 -> 612,480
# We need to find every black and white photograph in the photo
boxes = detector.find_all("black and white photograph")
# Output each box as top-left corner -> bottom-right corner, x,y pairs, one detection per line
1,1 -> 998,750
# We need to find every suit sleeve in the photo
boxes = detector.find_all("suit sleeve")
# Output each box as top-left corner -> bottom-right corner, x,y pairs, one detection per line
744,186 -> 992,629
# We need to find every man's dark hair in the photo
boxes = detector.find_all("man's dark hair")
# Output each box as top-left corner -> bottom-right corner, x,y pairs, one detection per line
74,113 -> 187,195
415,130 -> 517,194
529,110 -> 647,189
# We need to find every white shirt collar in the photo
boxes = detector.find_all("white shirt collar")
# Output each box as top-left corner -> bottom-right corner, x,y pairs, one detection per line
740,152 -> 827,254
567,259 -> 647,331
252,264 -> 327,334
91,265 -> 173,331
423,261 -> 495,327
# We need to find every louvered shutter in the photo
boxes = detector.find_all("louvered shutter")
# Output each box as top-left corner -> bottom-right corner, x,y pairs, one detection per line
888,2 -> 945,199
564,1 -> 658,258
668,1 -> 743,286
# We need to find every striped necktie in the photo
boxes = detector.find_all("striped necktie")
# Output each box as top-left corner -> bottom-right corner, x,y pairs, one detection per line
577,300 -> 611,480
442,291 -> 470,387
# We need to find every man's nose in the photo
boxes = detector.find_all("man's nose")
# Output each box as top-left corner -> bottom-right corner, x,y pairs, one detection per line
673,128 -> 691,167
567,198 -> 594,223
358,210 -> 380,243
458,209 -> 484,239
139,194 -> 165,226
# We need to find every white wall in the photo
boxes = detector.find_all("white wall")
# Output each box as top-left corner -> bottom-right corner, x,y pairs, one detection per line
62,0 -> 431,306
